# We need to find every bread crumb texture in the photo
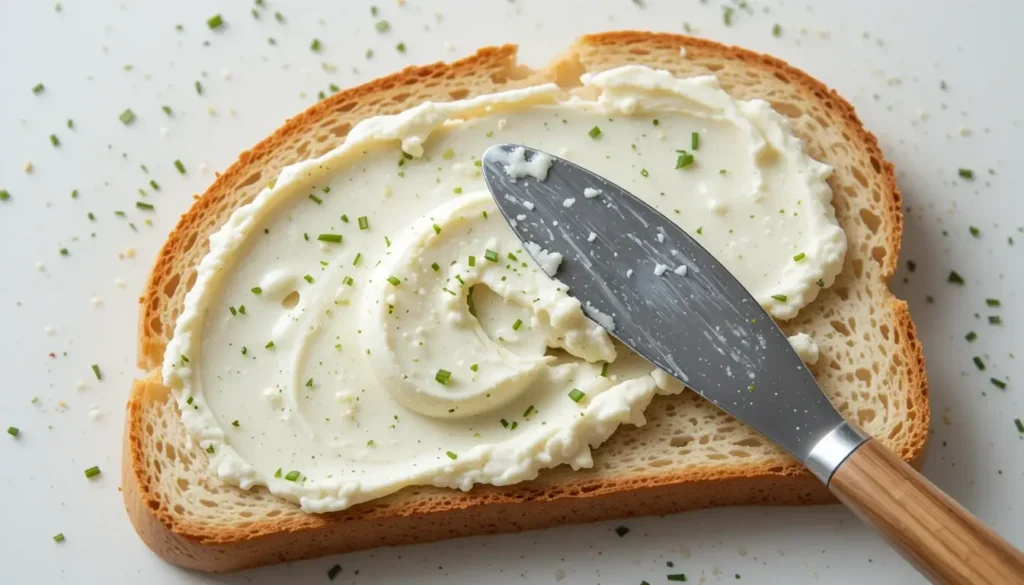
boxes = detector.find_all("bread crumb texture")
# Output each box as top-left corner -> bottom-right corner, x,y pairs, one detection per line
124,33 -> 928,572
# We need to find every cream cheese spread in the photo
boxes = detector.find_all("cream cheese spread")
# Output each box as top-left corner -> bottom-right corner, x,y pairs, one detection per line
164,65 -> 843,512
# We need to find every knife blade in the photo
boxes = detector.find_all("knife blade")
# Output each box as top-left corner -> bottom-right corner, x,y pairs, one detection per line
480,143 -> 849,468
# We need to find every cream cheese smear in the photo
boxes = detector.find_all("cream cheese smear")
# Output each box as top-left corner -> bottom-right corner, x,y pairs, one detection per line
164,66 -> 845,512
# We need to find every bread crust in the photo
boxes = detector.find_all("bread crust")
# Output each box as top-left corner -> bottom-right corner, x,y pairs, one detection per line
123,33 -> 929,572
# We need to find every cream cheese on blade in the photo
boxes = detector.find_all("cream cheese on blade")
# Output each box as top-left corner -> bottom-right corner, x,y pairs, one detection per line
164,65 -> 843,512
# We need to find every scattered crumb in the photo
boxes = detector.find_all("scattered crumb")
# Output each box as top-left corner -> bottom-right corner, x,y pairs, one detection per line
654,263 -> 668,276
674,265 -> 688,276
562,197 -> 575,208
90,296 -> 104,307
583,187 -> 602,198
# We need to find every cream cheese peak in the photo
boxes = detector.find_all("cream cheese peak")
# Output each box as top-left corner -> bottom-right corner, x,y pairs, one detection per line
163,65 -> 843,513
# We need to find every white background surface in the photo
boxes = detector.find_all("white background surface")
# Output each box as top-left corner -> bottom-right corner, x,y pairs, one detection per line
1,0 -> 1021,583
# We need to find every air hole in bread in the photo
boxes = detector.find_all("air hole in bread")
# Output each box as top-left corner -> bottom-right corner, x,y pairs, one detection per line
859,208 -> 881,234
238,171 -> 262,189
448,89 -> 469,100
282,291 -> 300,309
770,101 -> 803,119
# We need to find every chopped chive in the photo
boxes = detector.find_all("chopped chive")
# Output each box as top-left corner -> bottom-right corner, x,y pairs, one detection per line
510,421 -> 518,430
1016,418 -> 1024,433
174,159 -> 186,174
251,286 -> 263,294
500,418 -> 509,428
969,226 -> 981,237
305,378 -> 314,388
772,23 -> 782,36
973,356 -> 985,371
358,216 -> 369,230
507,252 -> 518,261
162,105 -> 172,116
194,80 -> 203,95
442,147 -> 455,160
59,248 -> 69,256
207,14 -> 224,29
453,186 -> 463,194
445,451 -> 457,460
284,470 -> 300,481
119,109 -> 136,125
432,224 -> 441,235
958,168 -> 974,180
342,276 -> 354,286
568,388 -> 585,403
588,126 -> 602,139
91,364 -> 102,380
50,134 -> 60,147
948,271 -> 965,285
470,363 -> 479,372
986,298 -> 1001,307
206,444 -> 215,454
485,249 -> 499,262
375,20 -> 390,33
523,405 -> 535,418
691,132 -> 700,150
667,575 -> 688,582
431,262 -> 440,272
385,236 -> 391,247
310,38 -> 322,51
136,201 -> 154,211
149,179 -> 160,191
989,316 -> 1002,325
308,194 -> 323,205
600,362 -> 609,377
274,11 -> 284,22
186,396 -> 194,405
396,42 -> 406,53
327,565 -> 342,581
274,468 -> 282,478
991,378 -> 1007,390
468,255 -> 476,267
771,294 -> 788,302
53,533 -> 65,543
7,426 -> 19,437
317,233 -> 342,243
340,214 -> 350,223
615,526 -> 630,537
816,278 -> 825,287
229,306 -> 237,316
675,153 -> 695,169
793,252 -> 806,261
84,466 -> 101,479
33,83 -> 45,94
0,190 -> 9,201
265,340 -> 275,349
386,276 -> 400,286
965,331 -> 977,342
512,318 -> 523,331
435,369 -> 451,385
302,274 -> 314,284
640,168 -> 649,177
231,420 -> 239,427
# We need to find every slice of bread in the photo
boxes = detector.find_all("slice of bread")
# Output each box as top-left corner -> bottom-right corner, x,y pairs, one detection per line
123,32 -> 928,572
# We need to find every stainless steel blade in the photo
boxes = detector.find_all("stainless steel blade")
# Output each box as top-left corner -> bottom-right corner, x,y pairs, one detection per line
481,143 -> 852,467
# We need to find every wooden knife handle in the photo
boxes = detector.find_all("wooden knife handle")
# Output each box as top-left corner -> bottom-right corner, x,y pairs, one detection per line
829,439 -> 1024,584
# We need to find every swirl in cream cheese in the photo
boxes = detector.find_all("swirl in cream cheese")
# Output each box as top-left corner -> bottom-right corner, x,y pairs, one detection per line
163,66 -> 843,512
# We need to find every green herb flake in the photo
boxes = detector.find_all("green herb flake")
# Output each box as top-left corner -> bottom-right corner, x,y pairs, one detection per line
251,286 -> 263,294
91,364 -> 102,380
958,168 -> 974,180
317,233 -> 342,244
303,274 -> 314,284
396,42 -> 406,53
675,152 -> 695,169
327,565 -> 342,581
442,147 -> 455,160
53,533 -> 65,543
948,271 -> 965,285
485,249 -> 499,262
136,201 -> 154,211
376,20 -> 390,33
0,190 -> 9,201
772,23 -> 782,37
342,276 -> 354,286
231,420 -> 240,427
207,14 -> 224,29
435,369 -> 451,385
668,574 -> 688,582
470,363 -> 479,372
989,316 -> 1003,325
308,193 -> 323,205
432,224 -> 441,235
468,255 -> 476,267
600,362 -> 609,377
969,226 -> 981,238
793,252 -> 806,261
986,298 -> 1001,307
512,318 -> 523,331
691,132 -> 700,150
310,38 -> 322,52
50,134 -> 60,147
771,294 -> 788,302
568,388 -> 585,403
990,378 -> 1007,390
174,159 -> 186,174
84,466 -> 101,479
431,262 -> 440,272
965,331 -> 977,342
33,83 -> 45,95
1015,418 -> 1024,434
119,109 -> 136,125
265,340 -> 275,349
615,526 -> 630,537
7,426 -> 19,437
445,451 -> 458,460
641,168 -> 649,178
588,126 -> 602,139
973,356 -> 986,371
386,276 -> 400,286
358,216 -> 370,230
284,470 -> 300,481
